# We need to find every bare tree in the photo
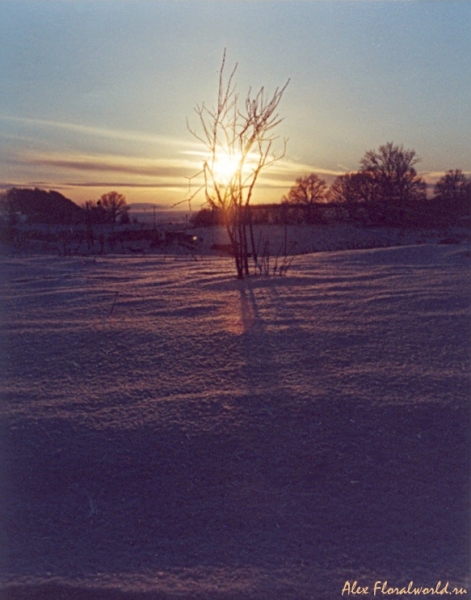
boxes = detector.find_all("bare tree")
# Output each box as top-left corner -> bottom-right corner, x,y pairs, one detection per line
327,171 -> 381,223
282,173 -> 328,205
327,172 -> 373,205
98,191 -> 129,225
281,173 -> 328,224
431,169 -> 471,226
187,50 -> 289,279
359,142 -> 426,205
434,169 -> 470,202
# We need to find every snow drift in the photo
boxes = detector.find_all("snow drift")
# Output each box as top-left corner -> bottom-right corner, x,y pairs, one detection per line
0,243 -> 469,599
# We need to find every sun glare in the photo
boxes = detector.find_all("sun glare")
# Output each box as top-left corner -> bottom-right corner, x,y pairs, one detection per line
212,151 -> 242,183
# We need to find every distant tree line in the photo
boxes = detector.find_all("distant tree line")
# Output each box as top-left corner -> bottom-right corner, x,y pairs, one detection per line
190,143 -> 470,229
1,143 -> 469,233
81,192 -> 130,225
0,188 -> 130,226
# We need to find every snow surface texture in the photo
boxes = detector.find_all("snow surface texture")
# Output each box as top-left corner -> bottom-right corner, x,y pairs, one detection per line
0,243 -> 470,599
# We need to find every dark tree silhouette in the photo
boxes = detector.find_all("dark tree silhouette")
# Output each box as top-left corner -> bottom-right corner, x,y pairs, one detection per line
327,172 -> 378,223
434,169 -> 470,203
359,142 -> 426,205
81,200 -> 107,224
189,207 -> 222,227
281,173 -> 328,224
327,172 -> 376,205
431,169 -> 471,225
98,191 -> 129,224
282,173 -> 328,205
187,50 -> 289,279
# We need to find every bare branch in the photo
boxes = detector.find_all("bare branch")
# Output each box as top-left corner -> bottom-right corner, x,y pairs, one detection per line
185,51 -> 289,277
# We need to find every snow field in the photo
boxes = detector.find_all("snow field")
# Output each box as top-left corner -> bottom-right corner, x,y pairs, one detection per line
0,243 -> 469,599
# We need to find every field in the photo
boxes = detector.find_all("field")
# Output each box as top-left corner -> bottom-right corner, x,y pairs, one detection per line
0,238 -> 469,599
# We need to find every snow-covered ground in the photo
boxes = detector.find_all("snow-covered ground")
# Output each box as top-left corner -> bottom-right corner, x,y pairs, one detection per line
0,242 -> 469,599
5,222 -> 470,258
192,224 -> 467,257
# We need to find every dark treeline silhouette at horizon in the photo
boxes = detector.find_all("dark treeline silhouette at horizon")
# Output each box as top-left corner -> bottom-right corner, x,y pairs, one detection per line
1,143 -> 470,231
0,188 -> 131,227
191,143 -> 470,229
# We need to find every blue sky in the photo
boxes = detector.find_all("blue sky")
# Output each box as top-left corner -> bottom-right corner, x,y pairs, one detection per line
1,0 -> 470,207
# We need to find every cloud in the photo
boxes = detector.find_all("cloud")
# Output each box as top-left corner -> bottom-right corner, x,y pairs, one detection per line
257,160 -> 345,188
0,115 -> 347,193
61,182 -> 187,190
0,147 -> 200,203
6,149 -> 198,183
0,114 -> 195,149
6,145 -> 345,191
0,126 -> 355,205
422,169 -> 471,181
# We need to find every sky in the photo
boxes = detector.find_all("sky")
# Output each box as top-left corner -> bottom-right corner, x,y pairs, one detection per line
0,0 -> 470,209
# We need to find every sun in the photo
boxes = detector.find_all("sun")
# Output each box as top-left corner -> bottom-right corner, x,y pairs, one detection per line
212,150 -> 242,183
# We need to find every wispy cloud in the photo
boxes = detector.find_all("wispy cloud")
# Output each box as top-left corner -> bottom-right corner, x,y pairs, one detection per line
7,145 -> 343,187
6,149 -> 198,182
1,114 -> 346,189
273,159 -> 345,178
30,152 -> 194,178
0,146 -> 201,203
0,121 -> 352,204
0,114 -> 196,149
179,151 -> 345,183
422,169 -> 471,181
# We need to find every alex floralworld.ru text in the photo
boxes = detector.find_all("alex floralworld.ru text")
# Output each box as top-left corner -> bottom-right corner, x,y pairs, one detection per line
342,581 -> 468,596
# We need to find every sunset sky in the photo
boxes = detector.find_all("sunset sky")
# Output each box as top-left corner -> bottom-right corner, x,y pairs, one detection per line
1,0 -> 470,209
